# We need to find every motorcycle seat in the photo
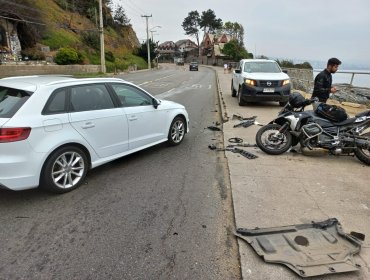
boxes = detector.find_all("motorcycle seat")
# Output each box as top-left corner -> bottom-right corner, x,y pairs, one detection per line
331,117 -> 357,126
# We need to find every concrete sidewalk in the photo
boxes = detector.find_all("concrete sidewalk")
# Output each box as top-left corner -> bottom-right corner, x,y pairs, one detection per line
212,66 -> 370,279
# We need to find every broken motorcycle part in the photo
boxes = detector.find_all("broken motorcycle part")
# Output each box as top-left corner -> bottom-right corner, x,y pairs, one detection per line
233,120 -> 255,128
208,145 -> 258,159
232,114 -> 257,121
206,126 -> 222,131
235,218 -> 364,278
228,137 -> 243,143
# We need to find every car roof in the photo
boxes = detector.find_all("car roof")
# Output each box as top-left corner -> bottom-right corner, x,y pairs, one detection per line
241,59 -> 277,63
0,75 -> 127,92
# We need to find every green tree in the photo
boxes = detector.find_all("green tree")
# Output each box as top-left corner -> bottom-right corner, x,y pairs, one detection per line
221,39 -> 251,61
137,39 -> 157,66
223,21 -> 245,47
199,9 -> 222,33
113,5 -> 130,26
182,11 -> 201,54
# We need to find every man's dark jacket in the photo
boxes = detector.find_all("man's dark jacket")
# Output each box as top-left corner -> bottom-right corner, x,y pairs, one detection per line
312,69 -> 332,102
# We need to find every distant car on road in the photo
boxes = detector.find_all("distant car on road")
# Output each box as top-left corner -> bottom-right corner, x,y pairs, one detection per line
0,76 -> 189,193
189,61 -> 199,71
231,59 -> 291,106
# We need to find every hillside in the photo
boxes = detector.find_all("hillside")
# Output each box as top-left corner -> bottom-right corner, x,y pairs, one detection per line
2,0 -> 145,71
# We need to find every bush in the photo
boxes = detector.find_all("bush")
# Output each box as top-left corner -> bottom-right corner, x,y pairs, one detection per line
21,48 -> 46,61
105,51 -> 115,62
81,31 -> 100,50
55,47 -> 82,65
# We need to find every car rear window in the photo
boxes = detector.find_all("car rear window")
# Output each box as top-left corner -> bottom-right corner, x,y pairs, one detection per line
0,86 -> 31,118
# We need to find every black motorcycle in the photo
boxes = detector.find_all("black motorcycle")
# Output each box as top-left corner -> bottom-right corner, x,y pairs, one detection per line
255,92 -> 370,165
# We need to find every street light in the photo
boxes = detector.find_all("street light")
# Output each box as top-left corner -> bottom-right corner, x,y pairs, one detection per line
150,30 -> 157,42
149,26 -> 161,42
148,26 -> 161,69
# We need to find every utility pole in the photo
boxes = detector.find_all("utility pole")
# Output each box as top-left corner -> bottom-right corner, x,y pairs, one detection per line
99,0 -> 106,73
141,14 -> 152,70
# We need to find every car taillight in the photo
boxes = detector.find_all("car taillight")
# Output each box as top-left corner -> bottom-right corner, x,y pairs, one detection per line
0,127 -> 31,143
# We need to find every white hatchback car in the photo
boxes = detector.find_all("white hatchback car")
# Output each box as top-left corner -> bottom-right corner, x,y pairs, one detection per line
0,76 -> 189,193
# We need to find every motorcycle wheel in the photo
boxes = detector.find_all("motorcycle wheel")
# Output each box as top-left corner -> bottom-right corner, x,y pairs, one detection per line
256,124 -> 292,155
354,132 -> 370,165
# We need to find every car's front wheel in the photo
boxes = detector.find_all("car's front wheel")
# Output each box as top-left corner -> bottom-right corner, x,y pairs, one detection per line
168,116 -> 186,146
40,146 -> 88,193
238,86 -> 246,106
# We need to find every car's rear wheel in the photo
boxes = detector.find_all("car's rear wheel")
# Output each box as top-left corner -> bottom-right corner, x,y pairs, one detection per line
40,146 -> 88,193
168,116 -> 186,146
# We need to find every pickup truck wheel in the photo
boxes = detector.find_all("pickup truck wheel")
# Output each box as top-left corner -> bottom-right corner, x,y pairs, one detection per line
238,87 -> 246,106
231,81 -> 237,97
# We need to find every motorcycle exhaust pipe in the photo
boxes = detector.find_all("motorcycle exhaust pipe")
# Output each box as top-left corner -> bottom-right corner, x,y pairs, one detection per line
301,147 -> 329,156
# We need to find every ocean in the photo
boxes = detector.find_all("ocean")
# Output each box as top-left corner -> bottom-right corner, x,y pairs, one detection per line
313,69 -> 370,88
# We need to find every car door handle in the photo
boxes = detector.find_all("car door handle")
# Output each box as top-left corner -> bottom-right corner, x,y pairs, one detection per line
128,115 -> 138,121
81,122 -> 95,129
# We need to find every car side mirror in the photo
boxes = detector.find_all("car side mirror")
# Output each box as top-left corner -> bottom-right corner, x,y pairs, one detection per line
235,69 -> 241,74
152,98 -> 160,109
282,70 -> 288,74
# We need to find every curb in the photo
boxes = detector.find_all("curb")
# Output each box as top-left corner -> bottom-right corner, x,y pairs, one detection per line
207,66 -> 229,123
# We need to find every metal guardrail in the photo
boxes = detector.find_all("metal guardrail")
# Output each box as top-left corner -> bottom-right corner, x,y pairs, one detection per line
283,68 -> 370,92
333,70 -> 370,87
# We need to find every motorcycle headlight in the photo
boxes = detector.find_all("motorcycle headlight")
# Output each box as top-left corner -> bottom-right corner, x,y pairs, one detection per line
244,79 -> 256,86
282,79 -> 290,86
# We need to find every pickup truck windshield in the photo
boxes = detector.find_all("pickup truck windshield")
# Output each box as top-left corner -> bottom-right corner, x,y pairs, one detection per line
244,62 -> 281,73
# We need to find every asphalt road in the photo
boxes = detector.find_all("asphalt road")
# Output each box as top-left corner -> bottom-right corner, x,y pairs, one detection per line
0,65 -> 241,279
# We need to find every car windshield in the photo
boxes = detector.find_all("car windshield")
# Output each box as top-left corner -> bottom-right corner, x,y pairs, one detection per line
244,62 -> 281,73
190,62 -> 198,65
0,86 -> 31,118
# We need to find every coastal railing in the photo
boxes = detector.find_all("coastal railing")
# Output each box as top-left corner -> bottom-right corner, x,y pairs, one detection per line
283,68 -> 370,92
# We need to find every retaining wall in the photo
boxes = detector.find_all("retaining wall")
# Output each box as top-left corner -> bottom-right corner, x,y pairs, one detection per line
283,68 -> 313,92
0,64 -> 101,78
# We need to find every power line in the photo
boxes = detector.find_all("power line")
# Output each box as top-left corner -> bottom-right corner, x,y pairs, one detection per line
0,15 -> 45,26
0,0 -> 48,15
127,0 -> 147,15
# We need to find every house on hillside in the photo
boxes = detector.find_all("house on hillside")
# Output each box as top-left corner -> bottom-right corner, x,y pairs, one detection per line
201,33 -> 233,66
175,39 -> 198,63
156,41 -> 178,63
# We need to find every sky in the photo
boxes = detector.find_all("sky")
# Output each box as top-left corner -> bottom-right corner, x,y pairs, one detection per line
112,0 -> 370,69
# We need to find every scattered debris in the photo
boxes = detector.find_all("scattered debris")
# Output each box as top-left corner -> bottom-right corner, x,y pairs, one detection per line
233,119 -> 255,128
208,144 -> 258,159
206,125 -> 222,131
226,143 -> 257,148
228,137 -> 243,143
206,122 -> 222,131
232,114 -> 257,121
229,147 -> 258,159
235,218 -> 364,278
232,115 -> 257,128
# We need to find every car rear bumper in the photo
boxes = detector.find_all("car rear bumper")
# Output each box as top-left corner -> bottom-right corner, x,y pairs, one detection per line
240,84 -> 291,102
0,142 -> 44,191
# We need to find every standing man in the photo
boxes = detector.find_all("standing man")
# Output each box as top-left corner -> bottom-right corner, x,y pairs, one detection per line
224,63 -> 228,74
312,57 -> 342,103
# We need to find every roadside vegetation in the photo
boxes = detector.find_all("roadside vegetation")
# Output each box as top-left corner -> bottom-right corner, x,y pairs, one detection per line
6,0 -> 147,72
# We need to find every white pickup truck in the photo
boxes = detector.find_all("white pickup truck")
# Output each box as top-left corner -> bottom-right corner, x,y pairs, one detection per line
231,59 -> 291,106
